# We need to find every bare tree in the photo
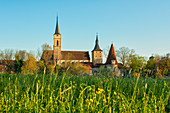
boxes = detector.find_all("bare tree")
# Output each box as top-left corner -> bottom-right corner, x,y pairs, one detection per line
0,50 -> 4,63
3,49 -> 14,73
41,43 -> 52,74
15,50 -> 27,61
42,43 -> 52,51
103,46 -> 110,59
36,48 -> 42,61
116,47 -> 135,67
4,49 -> 14,61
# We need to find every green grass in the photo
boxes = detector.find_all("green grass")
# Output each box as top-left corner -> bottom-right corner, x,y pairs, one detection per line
0,73 -> 169,112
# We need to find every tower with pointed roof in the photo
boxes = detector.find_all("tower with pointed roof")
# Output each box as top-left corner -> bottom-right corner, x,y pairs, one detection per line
105,43 -> 118,65
92,33 -> 103,66
53,15 -> 61,65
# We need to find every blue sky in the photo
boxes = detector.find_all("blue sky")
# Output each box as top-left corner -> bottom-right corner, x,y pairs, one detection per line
0,0 -> 170,61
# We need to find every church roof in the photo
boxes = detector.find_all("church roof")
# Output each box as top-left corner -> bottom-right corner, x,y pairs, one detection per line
105,44 -> 118,64
61,51 -> 90,60
54,16 -> 60,34
41,50 -> 90,62
92,33 -> 102,51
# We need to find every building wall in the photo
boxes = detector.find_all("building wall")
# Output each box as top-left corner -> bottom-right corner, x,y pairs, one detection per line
53,34 -> 61,65
61,60 -> 90,64
92,51 -> 103,65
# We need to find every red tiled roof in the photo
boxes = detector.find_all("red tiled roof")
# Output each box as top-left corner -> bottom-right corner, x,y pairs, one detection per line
105,44 -> 118,64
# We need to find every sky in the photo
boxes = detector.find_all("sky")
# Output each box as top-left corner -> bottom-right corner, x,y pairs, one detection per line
0,0 -> 170,62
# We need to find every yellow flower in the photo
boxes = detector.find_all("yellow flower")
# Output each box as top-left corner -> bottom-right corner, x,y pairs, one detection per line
113,100 -> 116,103
107,97 -> 109,100
96,91 -> 101,94
73,86 -> 75,88
104,105 -> 108,107
103,99 -> 106,102
73,81 -> 75,83
93,97 -> 96,99
86,99 -> 89,102
90,99 -> 93,102
114,91 -> 117,95
98,88 -> 104,92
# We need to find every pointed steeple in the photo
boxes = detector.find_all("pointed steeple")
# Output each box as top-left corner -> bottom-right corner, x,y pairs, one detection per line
92,33 -> 102,51
106,43 -> 118,64
54,15 -> 60,34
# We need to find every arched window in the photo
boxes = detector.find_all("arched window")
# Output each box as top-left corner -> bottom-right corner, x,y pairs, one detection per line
57,40 -> 59,46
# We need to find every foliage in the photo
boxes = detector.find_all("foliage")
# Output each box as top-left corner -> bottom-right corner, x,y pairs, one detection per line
38,60 -> 45,74
0,74 -> 169,112
146,54 -> 170,77
129,55 -> 146,73
116,47 -> 135,67
67,63 -> 90,75
14,55 -> 23,73
21,54 -> 37,75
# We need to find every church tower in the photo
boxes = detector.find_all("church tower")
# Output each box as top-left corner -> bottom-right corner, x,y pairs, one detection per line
92,33 -> 103,66
53,15 -> 61,65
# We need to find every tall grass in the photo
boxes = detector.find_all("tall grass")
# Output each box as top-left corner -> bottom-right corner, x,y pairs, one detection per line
0,73 -> 169,112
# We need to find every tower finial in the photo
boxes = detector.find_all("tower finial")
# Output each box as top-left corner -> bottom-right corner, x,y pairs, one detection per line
96,32 -> 98,40
57,9 -> 58,17
54,11 -> 60,34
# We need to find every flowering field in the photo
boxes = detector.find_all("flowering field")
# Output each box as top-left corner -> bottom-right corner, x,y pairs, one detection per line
0,74 -> 169,112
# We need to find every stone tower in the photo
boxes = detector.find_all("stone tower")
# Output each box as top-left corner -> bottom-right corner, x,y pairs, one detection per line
53,15 -> 61,65
92,33 -> 103,66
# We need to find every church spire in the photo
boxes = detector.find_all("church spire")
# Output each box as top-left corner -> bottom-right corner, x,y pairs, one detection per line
92,33 -> 102,51
54,15 -> 60,34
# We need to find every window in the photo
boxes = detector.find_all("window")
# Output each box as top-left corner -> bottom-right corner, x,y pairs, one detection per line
57,40 -> 59,46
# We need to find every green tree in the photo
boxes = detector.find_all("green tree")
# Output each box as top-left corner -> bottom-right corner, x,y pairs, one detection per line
14,50 -> 26,73
14,55 -> 23,73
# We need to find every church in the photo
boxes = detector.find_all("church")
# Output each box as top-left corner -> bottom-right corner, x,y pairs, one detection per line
41,15 -> 121,74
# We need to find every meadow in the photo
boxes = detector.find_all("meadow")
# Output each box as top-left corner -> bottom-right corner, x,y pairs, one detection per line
0,73 -> 169,112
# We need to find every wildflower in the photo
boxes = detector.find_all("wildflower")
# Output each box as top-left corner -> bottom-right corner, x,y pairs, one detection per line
107,97 -> 109,100
93,97 -> 96,99
96,91 -> 101,94
98,88 -> 104,92
103,99 -> 106,102
86,99 -> 89,102
113,100 -> 116,103
73,81 -> 75,83
145,83 -> 147,89
104,105 -> 108,107
73,86 -> 75,88
114,91 -> 117,95
90,99 -> 93,102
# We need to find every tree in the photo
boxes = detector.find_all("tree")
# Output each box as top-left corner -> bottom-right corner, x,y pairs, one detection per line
115,47 -> 135,76
67,63 -> 90,75
21,52 -> 37,75
116,47 -> 135,67
0,50 -> 4,63
42,43 -> 52,51
3,49 -> 14,73
36,48 -> 42,61
41,43 -> 52,74
38,60 -> 45,74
